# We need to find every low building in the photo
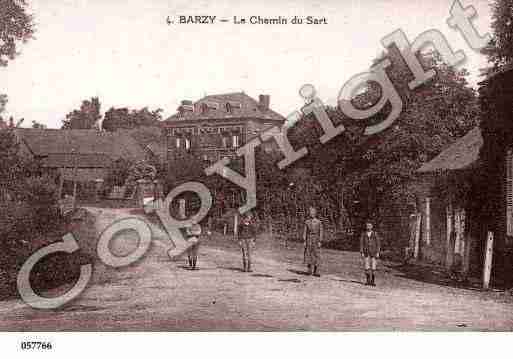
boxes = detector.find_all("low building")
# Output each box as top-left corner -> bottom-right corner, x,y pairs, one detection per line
416,127 -> 484,276
414,63 -> 513,286
163,92 -> 285,163
14,129 -> 147,194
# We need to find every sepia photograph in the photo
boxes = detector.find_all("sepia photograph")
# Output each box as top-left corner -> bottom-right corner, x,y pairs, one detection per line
0,0 -> 512,354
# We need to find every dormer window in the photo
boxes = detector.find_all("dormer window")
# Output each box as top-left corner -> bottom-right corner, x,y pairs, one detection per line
201,103 -> 208,113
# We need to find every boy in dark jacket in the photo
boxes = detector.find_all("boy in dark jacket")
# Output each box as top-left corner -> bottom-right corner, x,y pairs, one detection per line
360,221 -> 381,286
237,211 -> 257,272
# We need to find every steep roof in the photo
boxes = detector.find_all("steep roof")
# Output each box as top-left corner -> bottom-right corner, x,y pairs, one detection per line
418,127 -> 483,173
16,129 -> 146,168
164,92 -> 286,124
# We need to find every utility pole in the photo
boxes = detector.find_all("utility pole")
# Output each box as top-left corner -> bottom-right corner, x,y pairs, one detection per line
71,148 -> 78,209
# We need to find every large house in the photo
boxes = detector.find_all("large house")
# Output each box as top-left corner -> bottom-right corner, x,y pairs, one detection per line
163,92 -> 286,163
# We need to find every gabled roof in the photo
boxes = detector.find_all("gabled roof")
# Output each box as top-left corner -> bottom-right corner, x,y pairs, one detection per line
164,92 -> 285,124
15,129 -> 146,168
418,127 -> 483,173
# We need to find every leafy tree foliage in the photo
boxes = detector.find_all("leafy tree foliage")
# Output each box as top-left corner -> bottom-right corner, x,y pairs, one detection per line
0,0 -> 34,67
287,49 -> 479,240
31,120 -> 46,129
102,107 -> 162,132
483,0 -> 513,67
61,97 -> 101,129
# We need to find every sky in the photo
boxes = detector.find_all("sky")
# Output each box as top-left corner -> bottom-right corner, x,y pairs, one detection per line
0,0 -> 493,128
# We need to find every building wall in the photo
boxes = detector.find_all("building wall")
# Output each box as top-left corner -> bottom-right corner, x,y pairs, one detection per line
165,120 -> 248,163
412,173 -> 484,275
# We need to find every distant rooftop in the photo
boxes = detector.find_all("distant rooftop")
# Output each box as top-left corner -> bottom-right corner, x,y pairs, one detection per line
418,127 -> 483,173
165,92 -> 285,124
15,128 -> 146,167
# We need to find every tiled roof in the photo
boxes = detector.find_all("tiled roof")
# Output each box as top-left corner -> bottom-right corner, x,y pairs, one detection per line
418,127 -> 483,173
15,128 -> 146,168
164,92 -> 286,124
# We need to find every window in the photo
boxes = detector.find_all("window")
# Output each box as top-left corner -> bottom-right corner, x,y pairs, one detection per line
222,135 -> 229,148
232,134 -> 239,148
185,138 -> 191,150
176,137 -> 181,148
507,149 -> 513,236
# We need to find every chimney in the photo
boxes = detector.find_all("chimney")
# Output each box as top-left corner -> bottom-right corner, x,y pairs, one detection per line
258,94 -> 270,111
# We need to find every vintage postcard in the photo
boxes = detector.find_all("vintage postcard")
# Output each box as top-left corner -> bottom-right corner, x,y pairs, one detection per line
0,0 -> 512,355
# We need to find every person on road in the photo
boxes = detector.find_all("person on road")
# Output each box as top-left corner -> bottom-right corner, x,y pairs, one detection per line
303,206 -> 323,277
360,221 -> 381,286
237,211 -> 257,272
185,220 -> 202,270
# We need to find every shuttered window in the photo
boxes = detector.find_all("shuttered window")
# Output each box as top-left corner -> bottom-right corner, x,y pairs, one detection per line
507,149 -> 513,236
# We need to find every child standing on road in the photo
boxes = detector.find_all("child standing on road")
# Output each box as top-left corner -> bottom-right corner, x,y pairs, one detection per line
303,206 -> 323,277
237,211 -> 257,272
360,221 -> 381,286
185,220 -> 202,270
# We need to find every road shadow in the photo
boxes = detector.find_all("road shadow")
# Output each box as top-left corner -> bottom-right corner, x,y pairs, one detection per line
219,266 -> 246,273
333,278 -> 366,286
178,265 -> 196,271
251,273 -> 274,278
387,263 -> 483,291
288,269 -> 311,276
278,278 -> 302,283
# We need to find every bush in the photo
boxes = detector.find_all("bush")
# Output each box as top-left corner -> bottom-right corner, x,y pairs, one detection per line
0,174 -> 67,298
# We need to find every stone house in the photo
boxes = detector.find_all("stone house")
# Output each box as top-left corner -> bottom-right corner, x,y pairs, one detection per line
163,92 -> 285,163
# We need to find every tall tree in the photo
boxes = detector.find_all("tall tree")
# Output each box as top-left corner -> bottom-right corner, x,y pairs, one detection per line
483,0 -> 513,67
61,97 -> 101,129
0,0 -> 34,67
287,49 -> 479,238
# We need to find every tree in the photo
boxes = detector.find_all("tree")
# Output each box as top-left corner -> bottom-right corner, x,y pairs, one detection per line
31,120 -> 46,129
286,49 -> 479,243
0,0 -> 34,67
61,97 -> 101,129
483,0 -> 513,67
102,106 -> 162,132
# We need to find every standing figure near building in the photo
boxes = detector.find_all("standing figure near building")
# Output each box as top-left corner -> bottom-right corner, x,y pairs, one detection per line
238,211 -> 257,272
360,221 -> 381,286
185,220 -> 202,270
303,206 -> 323,277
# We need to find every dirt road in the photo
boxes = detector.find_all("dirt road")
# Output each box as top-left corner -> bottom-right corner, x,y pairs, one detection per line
1,208 -> 512,331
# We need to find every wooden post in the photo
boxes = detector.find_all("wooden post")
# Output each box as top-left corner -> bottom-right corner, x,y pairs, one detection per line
71,150 -> 78,209
445,203 -> 453,269
179,198 -> 186,219
482,231 -> 494,290
463,233 -> 473,275
414,213 -> 421,259
233,212 -> 239,240
425,197 -> 431,246
57,168 -> 64,200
